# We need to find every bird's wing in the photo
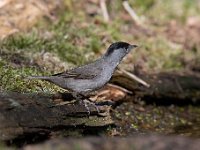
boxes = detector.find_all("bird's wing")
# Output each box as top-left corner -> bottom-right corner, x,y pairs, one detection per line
52,64 -> 103,79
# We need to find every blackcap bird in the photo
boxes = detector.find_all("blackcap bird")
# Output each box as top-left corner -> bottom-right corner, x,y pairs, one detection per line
28,42 -> 137,110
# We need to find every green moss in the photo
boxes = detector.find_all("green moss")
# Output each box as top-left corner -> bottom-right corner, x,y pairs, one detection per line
0,60 -> 61,92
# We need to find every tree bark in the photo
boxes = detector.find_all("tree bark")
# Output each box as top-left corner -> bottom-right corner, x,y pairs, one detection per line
0,92 -> 113,141
111,71 -> 200,105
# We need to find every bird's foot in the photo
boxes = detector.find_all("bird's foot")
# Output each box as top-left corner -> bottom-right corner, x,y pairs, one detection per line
81,100 -> 91,115
83,99 -> 100,115
72,92 -> 100,115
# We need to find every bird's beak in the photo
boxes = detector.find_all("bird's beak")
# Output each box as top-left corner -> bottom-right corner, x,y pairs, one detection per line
129,44 -> 138,49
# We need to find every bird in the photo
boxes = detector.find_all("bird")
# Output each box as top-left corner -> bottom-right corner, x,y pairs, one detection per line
28,41 -> 137,112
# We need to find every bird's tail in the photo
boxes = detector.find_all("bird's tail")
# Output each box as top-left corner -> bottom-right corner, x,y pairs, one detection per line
27,76 -> 50,80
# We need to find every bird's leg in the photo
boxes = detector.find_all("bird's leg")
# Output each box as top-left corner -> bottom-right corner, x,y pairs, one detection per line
79,93 -> 96,103
79,93 -> 100,114
72,92 -> 90,115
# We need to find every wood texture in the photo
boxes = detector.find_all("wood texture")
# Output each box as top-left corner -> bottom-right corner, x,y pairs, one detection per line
0,92 -> 113,141
112,71 -> 200,105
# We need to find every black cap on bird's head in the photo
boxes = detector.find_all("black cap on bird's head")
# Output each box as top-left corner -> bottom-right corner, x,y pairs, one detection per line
105,41 -> 138,56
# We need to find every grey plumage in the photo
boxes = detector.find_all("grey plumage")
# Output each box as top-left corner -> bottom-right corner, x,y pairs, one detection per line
28,42 -> 137,95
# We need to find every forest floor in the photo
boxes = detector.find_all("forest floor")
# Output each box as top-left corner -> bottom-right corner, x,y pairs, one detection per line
0,0 -> 200,149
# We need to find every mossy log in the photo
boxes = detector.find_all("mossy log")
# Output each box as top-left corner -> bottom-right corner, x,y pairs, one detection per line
0,92 -> 113,141
111,71 -> 200,105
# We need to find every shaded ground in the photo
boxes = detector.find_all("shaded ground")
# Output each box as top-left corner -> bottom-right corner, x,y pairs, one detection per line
23,136 -> 200,150
111,102 -> 200,137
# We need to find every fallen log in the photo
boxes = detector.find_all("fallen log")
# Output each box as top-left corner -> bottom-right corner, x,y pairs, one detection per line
111,71 -> 200,105
0,92 -> 113,141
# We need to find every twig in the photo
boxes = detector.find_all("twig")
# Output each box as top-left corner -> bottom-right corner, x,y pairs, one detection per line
122,0 -> 142,26
118,68 -> 150,88
107,83 -> 133,94
100,0 -> 110,22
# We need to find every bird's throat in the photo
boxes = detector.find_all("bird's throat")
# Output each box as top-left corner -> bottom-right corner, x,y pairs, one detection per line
103,53 -> 125,70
